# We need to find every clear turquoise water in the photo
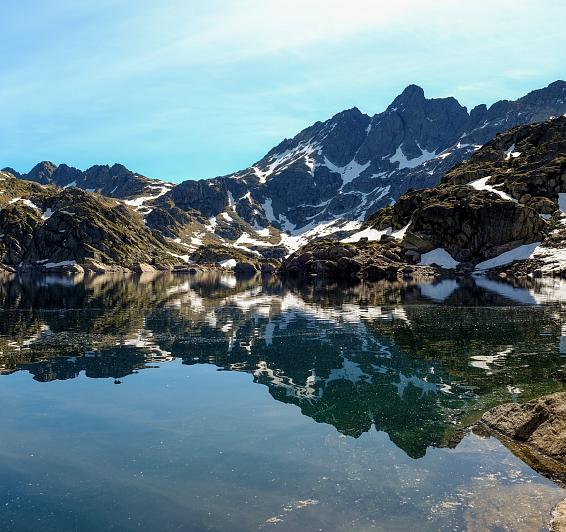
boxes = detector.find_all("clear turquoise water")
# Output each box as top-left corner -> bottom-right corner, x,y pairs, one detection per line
1,273 -> 565,531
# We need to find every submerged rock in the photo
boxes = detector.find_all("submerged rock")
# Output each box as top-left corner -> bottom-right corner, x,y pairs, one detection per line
551,498 -> 566,531
482,392 -> 566,462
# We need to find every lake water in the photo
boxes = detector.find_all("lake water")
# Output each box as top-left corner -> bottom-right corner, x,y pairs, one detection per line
1,272 -> 566,531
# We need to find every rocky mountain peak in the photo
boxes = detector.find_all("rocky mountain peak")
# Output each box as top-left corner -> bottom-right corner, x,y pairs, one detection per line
388,84 -> 426,109
332,106 -> 368,122
1,167 -> 21,178
518,79 -> 566,106
109,163 -> 131,175
27,161 -> 58,184
6,80 -> 566,265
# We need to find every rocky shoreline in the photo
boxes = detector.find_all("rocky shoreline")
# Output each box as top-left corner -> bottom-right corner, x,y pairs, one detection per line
552,499 -> 566,532
480,393 -> 566,531
0,257 -> 279,277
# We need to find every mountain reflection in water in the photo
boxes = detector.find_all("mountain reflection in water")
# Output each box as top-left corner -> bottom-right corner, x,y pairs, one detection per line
1,272 -> 565,461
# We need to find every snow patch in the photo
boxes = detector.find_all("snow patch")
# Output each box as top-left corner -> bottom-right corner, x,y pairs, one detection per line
204,217 -> 218,233
322,157 -> 371,186
504,143 -> 521,160
220,258 -> 237,269
235,232 -> 274,247
341,222 -> 409,244
419,248 -> 459,269
390,144 -> 437,170
342,227 -> 389,243
262,198 -> 276,223
43,260 -> 77,269
9,198 -> 41,211
474,242 -> 541,271
468,176 -> 516,202
124,185 -> 169,209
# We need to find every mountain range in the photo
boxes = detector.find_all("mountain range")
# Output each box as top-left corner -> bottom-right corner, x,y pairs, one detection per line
2,79 -> 566,271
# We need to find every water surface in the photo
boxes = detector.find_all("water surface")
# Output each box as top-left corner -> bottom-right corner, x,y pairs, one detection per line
1,272 -> 566,531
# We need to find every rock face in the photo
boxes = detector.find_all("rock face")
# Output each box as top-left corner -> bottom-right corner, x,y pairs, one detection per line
234,261 -> 258,276
283,115 -> 566,278
280,239 -> 429,281
551,499 -> 566,532
482,392 -> 566,462
367,185 -> 547,262
155,80 -> 566,234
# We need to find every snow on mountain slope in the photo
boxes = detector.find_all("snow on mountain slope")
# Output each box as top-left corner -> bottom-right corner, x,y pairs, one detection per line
150,81 -> 566,257
7,81 -> 566,261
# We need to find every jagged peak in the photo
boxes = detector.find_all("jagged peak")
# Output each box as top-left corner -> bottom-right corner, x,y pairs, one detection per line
109,163 -> 132,174
83,163 -> 132,175
388,84 -> 426,109
330,106 -> 368,120
517,79 -> 566,105
29,160 -> 57,173
1,166 -> 21,177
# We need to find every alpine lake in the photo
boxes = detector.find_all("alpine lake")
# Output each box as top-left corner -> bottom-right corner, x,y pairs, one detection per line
1,271 -> 566,531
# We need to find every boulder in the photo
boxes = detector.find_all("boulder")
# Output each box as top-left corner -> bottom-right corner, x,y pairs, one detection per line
482,392 -> 566,462
132,263 -> 157,273
383,249 -> 401,262
259,263 -> 276,274
362,264 -> 387,281
234,261 -> 258,276
551,499 -> 566,532
313,260 -> 338,275
82,259 -> 110,273
336,256 -> 362,274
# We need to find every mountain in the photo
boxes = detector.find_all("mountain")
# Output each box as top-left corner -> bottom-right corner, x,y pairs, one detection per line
5,80 -> 566,267
12,161 -> 174,207
152,80 -> 566,251
282,115 -> 566,279
0,168 -> 189,271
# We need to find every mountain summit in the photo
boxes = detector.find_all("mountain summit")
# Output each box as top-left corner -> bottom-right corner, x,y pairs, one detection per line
8,80 -> 566,262
153,80 -> 566,240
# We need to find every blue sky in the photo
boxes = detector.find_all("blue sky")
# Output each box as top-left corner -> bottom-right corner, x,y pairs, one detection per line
1,0 -> 565,182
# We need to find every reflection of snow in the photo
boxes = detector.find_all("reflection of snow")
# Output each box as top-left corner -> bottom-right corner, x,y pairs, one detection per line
469,348 -> 512,374
123,329 -> 173,360
254,361 -> 320,399
473,278 -> 536,305
419,279 -> 459,302
326,358 -> 370,385
394,373 -> 452,397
